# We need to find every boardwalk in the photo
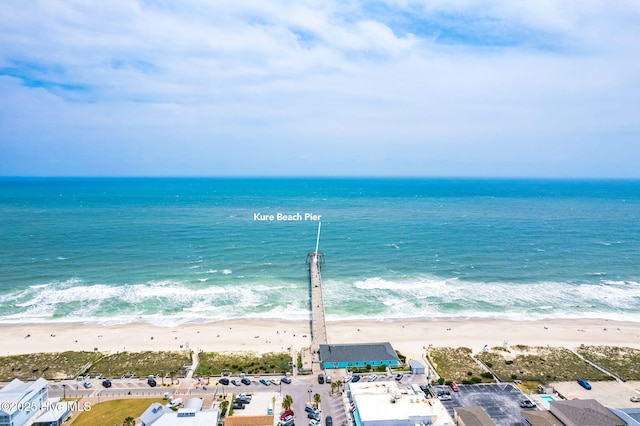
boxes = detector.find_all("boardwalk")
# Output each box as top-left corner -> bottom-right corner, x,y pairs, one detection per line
308,252 -> 327,353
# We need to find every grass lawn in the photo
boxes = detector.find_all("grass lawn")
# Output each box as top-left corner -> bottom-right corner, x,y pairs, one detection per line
72,398 -> 164,426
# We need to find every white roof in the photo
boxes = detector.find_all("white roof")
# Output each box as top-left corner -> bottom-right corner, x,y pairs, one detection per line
349,381 -> 454,426
0,378 -> 48,415
150,410 -> 219,426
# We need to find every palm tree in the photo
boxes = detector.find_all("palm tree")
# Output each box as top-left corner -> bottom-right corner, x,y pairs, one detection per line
335,379 -> 343,393
313,392 -> 321,408
122,416 -> 135,426
282,394 -> 293,411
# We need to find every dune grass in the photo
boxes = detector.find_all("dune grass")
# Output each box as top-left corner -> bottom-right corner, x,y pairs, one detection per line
0,351 -> 103,381
196,351 -> 291,376
89,351 -> 192,379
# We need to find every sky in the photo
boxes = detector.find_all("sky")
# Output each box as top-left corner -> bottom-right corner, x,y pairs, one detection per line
1,0 -> 639,177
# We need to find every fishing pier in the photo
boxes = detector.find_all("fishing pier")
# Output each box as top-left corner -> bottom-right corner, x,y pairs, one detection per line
307,222 -> 327,353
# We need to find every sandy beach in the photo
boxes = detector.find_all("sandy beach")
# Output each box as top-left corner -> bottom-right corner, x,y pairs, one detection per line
3,318 -> 640,360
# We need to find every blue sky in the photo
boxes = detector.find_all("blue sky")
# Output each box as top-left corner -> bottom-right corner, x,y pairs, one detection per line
1,1 -> 639,177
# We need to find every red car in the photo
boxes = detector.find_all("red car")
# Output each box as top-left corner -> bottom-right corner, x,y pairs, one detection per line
450,382 -> 459,392
280,410 -> 294,420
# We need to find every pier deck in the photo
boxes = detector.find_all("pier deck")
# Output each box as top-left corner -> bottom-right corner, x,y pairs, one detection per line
308,252 -> 327,353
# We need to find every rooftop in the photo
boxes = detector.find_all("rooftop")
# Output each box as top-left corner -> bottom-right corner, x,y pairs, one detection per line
319,342 -> 399,363
550,399 -> 625,426
348,381 -> 454,425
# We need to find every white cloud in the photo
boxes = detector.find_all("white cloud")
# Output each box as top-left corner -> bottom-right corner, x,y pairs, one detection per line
0,0 -> 639,176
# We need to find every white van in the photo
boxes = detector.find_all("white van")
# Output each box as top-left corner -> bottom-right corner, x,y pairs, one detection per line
169,398 -> 183,408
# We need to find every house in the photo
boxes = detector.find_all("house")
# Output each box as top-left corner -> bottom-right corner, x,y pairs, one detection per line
454,406 -> 496,426
550,399 -> 626,426
32,402 -> 72,426
140,398 -> 219,426
522,399 -> 628,426
318,342 -> 400,370
0,378 -> 48,426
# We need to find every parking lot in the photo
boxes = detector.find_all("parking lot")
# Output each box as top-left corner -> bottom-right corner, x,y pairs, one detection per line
550,380 -> 640,409
436,383 -> 530,426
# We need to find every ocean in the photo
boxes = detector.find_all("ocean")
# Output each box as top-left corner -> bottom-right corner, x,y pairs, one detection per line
1,177 -> 639,325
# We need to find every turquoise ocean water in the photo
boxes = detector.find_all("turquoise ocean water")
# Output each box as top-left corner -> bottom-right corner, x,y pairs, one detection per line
1,178 -> 639,325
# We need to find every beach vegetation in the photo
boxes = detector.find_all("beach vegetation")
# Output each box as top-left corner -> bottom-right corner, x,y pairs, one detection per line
196,351 -> 291,376
427,347 -> 492,383
72,398 -> 163,426
476,346 -> 612,382
576,346 -> 640,381
0,351 -> 103,381
219,400 -> 229,417
89,351 -> 191,379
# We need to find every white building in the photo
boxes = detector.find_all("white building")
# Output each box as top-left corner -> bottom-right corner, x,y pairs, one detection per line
348,381 -> 454,426
140,398 -> 219,426
0,378 -> 49,426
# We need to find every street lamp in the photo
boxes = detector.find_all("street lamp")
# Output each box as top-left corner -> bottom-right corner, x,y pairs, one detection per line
62,384 -> 66,399
307,388 -> 312,403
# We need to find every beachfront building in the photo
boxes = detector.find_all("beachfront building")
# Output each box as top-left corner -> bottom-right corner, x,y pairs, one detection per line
318,342 -> 400,370
521,399 -> 628,426
454,406 -> 496,426
0,378 -> 48,426
139,398 -> 219,426
32,402 -> 72,426
347,381 -> 454,426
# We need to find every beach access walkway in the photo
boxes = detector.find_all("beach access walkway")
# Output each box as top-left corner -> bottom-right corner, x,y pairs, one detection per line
308,252 -> 327,354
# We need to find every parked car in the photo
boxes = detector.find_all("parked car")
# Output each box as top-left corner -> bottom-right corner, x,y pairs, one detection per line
351,375 -> 361,382
437,390 -> 451,400
231,379 -> 241,386
309,420 -> 320,426
232,403 -> 245,409
520,400 -> 536,408
235,397 -> 251,404
395,373 -> 404,381
83,381 -> 92,389
308,411 -> 321,421
318,373 -> 324,384
325,415 -> 333,426
325,375 -> 332,384
577,378 -> 592,390
148,377 -> 157,387
102,379 -> 112,388
343,376 -> 352,383
281,376 -> 291,384
279,419 -> 294,426
218,377 -> 229,385
305,404 -> 319,414
367,374 -> 377,382
270,378 -> 281,385
631,396 -> 640,402
280,409 -> 294,420
241,377 -> 252,385
450,382 -> 459,392
259,378 -> 271,386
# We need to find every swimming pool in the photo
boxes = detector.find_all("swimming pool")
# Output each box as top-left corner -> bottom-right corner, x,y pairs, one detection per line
540,394 -> 557,408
